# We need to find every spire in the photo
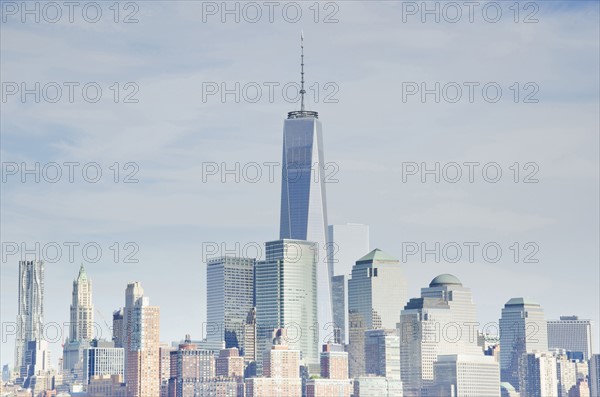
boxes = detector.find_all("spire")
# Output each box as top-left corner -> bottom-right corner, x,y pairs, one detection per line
300,30 -> 305,112
287,31 -> 318,119
77,263 -> 87,281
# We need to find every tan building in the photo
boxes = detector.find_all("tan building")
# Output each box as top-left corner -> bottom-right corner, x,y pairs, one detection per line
307,344 -> 352,397
123,282 -> 160,397
159,343 -> 174,397
246,329 -> 302,397
168,336 -> 217,397
321,343 -> 349,379
87,374 -> 127,397
216,348 -> 244,378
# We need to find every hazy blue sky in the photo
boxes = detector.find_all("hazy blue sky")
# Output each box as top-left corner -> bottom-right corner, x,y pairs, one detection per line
1,1 -> 599,366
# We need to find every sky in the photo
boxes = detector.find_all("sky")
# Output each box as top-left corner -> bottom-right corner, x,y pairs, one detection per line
1,1 -> 599,367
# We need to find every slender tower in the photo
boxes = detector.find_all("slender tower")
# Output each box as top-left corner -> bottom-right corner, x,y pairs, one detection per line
14,260 -> 44,371
279,32 -> 334,346
69,264 -> 94,341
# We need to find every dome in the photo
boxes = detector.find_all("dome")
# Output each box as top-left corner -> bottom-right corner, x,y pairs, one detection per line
429,274 -> 462,287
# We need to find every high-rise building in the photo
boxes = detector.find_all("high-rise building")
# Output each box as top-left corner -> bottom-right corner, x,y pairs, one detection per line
548,316 -> 593,360
590,354 -> 600,397
499,298 -> 548,392
255,239 -> 318,373
17,339 -> 50,389
216,348 -> 244,378
520,352 -> 558,397
347,249 -> 407,378
243,307 -> 258,377
112,309 -> 124,348
320,343 -> 348,379
168,336 -> 216,397
14,260 -> 44,371
328,223 -> 370,344
399,274 -> 481,396
63,264 -> 94,386
70,264 -> 94,341
206,256 -> 255,349
159,342 -> 174,397
432,354 -> 500,397
123,282 -> 160,397
82,339 -> 124,385
306,344 -> 353,397
278,34 -> 333,348
364,328 -> 400,380
555,350 -> 577,397
246,329 -> 302,397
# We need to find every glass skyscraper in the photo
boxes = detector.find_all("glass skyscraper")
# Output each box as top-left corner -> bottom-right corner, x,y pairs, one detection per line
14,260 -> 44,372
279,112 -> 333,347
206,256 -> 255,351
255,240 -> 319,374
499,297 -> 548,392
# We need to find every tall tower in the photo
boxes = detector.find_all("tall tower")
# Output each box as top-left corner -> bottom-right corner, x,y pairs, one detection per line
69,264 -> 94,342
14,260 -> 44,370
206,256 -> 255,350
255,240 -> 319,374
499,297 -> 548,392
279,33 -> 333,345
123,282 -> 160,397
399,274 -> 482,396
347,249 -> 407,378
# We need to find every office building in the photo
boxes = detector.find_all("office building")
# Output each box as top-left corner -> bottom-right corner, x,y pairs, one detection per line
279,35 -> 333,347
548,316 -> 593,360
328,223 -> 370,344
399,274 -> 481,396
255,239 -> 318,373
83,340 -> 124,385
14,260 -> 44,371
206,256 -> 255,349
520,352 -> 558,397
348,249 -> 407,377
123,282 -> 160,397
432,354 -> 500,397
499,298 -> 548,391
364,328 -> 400,379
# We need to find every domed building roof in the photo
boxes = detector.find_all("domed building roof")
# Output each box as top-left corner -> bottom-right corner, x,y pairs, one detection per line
429,274 -> 462,287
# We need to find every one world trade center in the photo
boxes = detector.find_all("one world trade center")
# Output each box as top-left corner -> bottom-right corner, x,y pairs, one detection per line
279,33 -> 334,345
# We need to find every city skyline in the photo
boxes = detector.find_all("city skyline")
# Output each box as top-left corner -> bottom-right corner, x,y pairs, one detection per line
1,0 -> 598,384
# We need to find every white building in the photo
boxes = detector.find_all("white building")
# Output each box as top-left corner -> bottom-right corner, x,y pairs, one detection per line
83,341 -> 125,385
399,274 -> 481,396
547,316 -> 593,360
432,354 -> 500,397
520,352 -> 558,397
347,249 -> 408,377
15,260 -> 44,372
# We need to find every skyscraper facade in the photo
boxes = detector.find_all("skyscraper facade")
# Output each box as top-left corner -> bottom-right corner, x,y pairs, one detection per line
14,260 -> 44,371
521,352 -> 558,397
255,239 -> 319,373
206,256 -> 255,350
347,249 -> 407,377
69,264 -> 94,342
364,328 -> 400,380
547,316 -> 593,360
432,354 -> 500,397
589,354 -> 600,397
123,282 -> 160,397
82,340 -> 125,385
499,298 -> 548,391
279,37 -> 333,346
328,223 -> 370,344
399,274 -> 481,396
168,336 -> 217,397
